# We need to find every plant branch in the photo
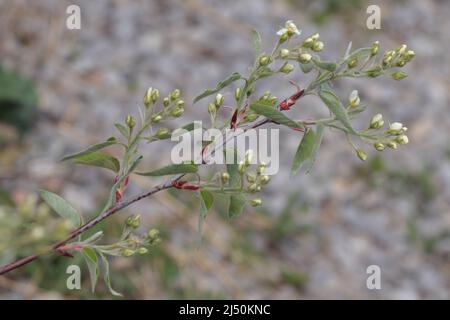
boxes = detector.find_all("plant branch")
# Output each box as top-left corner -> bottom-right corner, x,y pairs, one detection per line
0,89 -> 307,276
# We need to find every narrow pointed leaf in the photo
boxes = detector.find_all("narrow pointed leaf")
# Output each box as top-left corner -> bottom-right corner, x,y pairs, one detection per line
82,247 -> 99,293
61,137 -> 118,161
228,194 -> 246,218
251,29 -> 262,60
39,189 -> 81,226
305,123 -> 325,173
250,101 -> 303,129
137,163 -> 198,176
114,123 -> 130,139
194,72 -> 242,103
291,128 -> 316,177
70,152 -> 120,173
100,253 -> 123,297
198,189 -> 214,240
318,89 -> 356,134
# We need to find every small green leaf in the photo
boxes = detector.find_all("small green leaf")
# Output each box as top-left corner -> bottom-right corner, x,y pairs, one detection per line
312,58 -> 337,72
256,66 -> 274,79
193,72 -> 242,103
291,128 -> 315,177
299,61 -> 314,73
250,101 -> 303,129
224,148 -> 241,188
128,155 -> 143,174
82,247 -> 99,293
39,190 -> 81,226
198,189 -> 214,239
305,123 -> 325,173
114,123 -> 129,139
61,137 -> 118,161
100,253 -> 123,297
228,194 -> 246,218
200,190 -> 214,210
137,163 -> 198,176
318,89 -> 356,134
251,29 -> 262,60
71,152 -> 120,173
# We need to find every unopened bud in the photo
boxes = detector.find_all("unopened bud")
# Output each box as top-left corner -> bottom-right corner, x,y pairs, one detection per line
391,71 -> 408,80
404,50 -> 415,62
250,198 -> 262,207
148,228 -> 160,240
163,97 -> 170,107
170,107 -> 184,118
347,57 -> 358,68
298,53 -> 312,64
207,103 -> 216,115
151,114 -> 162,123
144,87 -> 153,107
221,172 -> 230,184
238,161 -> 246,174
302,37 -> 314,48
369,113 -> 384,129
396,134 -> 409,145
279,33 -> 289,43
155,128 -> 170,139
125,114 -> 136,129
349,90 -> 360,108
259,55 -> 270,66
215,93 -> 224,108
248,183 -> 258,193
122,249 -> 135,257
170,89 -> 181,100
260,175 -> 270,185
370,41 -> 379,56
312,41 -> 324,52
137,247 -> 148,255
387,141 -> 398,149
151,89 -> 160,103
235,88 -> 241,101
126,214 -> 141,229
280,63 -> 294,74
388,122 -> 403,134
176,99 -> 185,108
356,149 -> 368,161
374,142 -> 385,151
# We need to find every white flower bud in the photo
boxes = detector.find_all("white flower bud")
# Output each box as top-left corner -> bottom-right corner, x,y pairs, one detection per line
396,134 -> 409,145
370,113 -> 384,129
389,122 -> 403,131
349,90 -> 360,108
280,49 -> 290,58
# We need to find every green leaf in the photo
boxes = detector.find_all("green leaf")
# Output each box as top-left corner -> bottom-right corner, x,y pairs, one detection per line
228,194 -> 246,218
193,72 -> 242,103
137,163 -> 198,176
341,47 -> 371,65
200,189 -> 214,210
256,66 -> 274,79
224,148 -> 241,188
114,123 -> 130,139
128,155 -> 143,174
70,152 -> 120,173
198,189 -> 214,239
291,128 -> 316,177
39,190 -> 81,227
61,137 -> 118,161
299,61 -> 314,73
250,101 -> 303,129
318,89 -> 356,134
100,253 -> 123,297
312,58 -> 337,72
251,29 -> 262,60
82,247 -> 99,293
305,123 -> 325,173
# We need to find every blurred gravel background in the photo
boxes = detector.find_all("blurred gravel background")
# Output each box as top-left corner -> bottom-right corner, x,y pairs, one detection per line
0,0 -> 449,299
